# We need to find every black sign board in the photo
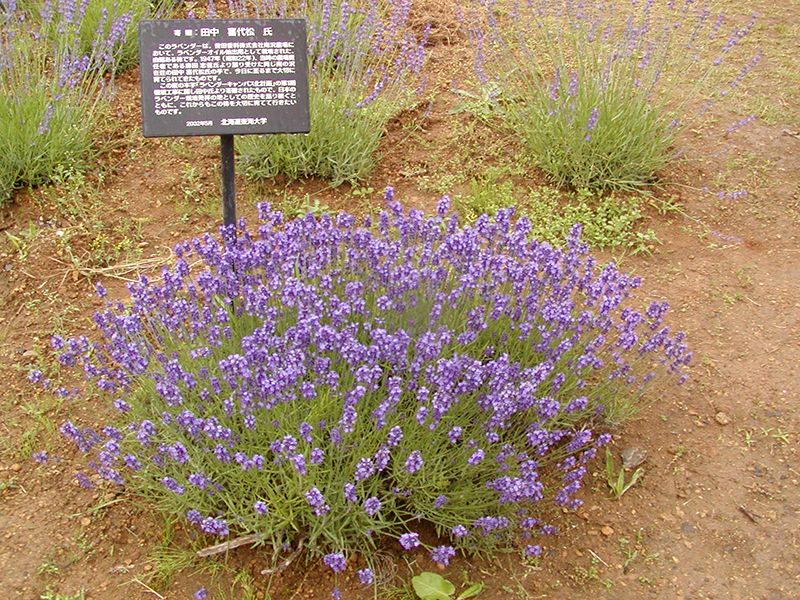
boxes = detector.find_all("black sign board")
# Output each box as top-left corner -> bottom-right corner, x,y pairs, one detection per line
138,19 -> 310,137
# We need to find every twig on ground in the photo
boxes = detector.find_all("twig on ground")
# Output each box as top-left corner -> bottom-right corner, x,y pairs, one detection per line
261,537 -> 306,575
738,505 -> 761,523
588,549 -> 609,567
131,577 -> 165,598
197,534 -> 259,557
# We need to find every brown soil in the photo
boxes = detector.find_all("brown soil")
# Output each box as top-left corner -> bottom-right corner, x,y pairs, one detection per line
1,1 -> 799,599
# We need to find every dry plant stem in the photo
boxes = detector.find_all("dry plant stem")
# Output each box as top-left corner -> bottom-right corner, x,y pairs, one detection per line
738,506 -> 761,523
131,577 -> 165,598
261,537 -> 307,575
196,533 -> 260,557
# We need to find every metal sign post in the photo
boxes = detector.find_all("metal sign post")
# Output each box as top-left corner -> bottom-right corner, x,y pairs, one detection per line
138,19 -> 310,227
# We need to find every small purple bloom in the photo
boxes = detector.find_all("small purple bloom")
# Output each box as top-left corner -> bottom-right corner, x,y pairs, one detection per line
430,545 -> 456,566
404,450 -> 423,474
123,454 -> 142,471
200,516 -> 229,536
586,107 -> 599,131
540,524 -> 558,535
364,496 -> 382,517
357,567 -> 374,585
436,195 -> 450,216
186,509 -> 203,523
310,447 -> 325,464
75,472 -> 95,488
595,433 -> 612,447
524,545 -> 543,557
343,482 -> 357,503
447,426 -> 462,444
467,449 -> 485,465
354,457 -> 376,481
399,532 -> 420,550
305,487 -> 330,515
193,588 -> 208,600
387,425 -> 403,446
323,552 -> 346,573
451,524 -> 469,538
254,500 -> 269,515
161,476 -> 185,495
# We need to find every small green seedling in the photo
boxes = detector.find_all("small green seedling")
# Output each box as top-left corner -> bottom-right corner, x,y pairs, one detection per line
605,448 -> 644,500
412,572 -> 484,600
449,81 -> 507,119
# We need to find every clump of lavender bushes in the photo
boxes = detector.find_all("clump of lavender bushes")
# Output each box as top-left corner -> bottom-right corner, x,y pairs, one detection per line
55,192 -> 690,572
22,0 -> 175,72
462,0 -> 760,192
0,0 -> 128,203
237,0 -> 427,185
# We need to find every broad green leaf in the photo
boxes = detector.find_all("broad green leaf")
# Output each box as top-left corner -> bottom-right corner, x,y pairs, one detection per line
412,572 -> 456,600
457,582 -> 485,599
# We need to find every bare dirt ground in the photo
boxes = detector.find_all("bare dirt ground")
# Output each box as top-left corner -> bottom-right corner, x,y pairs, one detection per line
1,1 -> 799,599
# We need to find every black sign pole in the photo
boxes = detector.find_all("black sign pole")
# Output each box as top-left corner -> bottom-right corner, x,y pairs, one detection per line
220,134 -> 236,228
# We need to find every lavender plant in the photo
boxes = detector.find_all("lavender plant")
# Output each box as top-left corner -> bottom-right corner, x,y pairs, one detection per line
0,1 -> 127,203
53,191 -> 690,573
462,0 -> 760,192
23,0 -> 176,72
238,0 -> 427,185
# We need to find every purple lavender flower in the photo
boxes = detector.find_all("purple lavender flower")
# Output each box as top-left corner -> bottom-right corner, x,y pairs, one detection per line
75,472 -> 94,488
357,567 -> 374,585
161,476 -> 185,495
595,433 -> 612,447
354,457 -> 376,481
398,532 -> 420,549
540,524 -> 558,535
451,524 -> 469,538
403,450 -> 423,474
188,472 -> 211,490
448,426 -> 463,444
186,510 -> 203,523
436,195 -> 450,215
567,71 -> 579,97
254,500 -> 269,515
310,447 -> 325,465
193,589 -> 207,600
364,496 -> 382,517
343,482 -> 357,503
200,517 -> 229,536
525,545 -> 543,557
387,425 -> 403,446
305,487 -> 330,515
467,449 -> 485,466
430,545 -> 456,566
323,552 -> 346,573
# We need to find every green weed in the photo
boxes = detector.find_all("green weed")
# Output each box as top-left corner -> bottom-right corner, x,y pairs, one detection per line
605,448 -> 645,500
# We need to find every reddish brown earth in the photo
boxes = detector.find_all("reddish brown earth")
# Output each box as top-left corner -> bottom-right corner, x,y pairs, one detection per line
1,1 -> 798,599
